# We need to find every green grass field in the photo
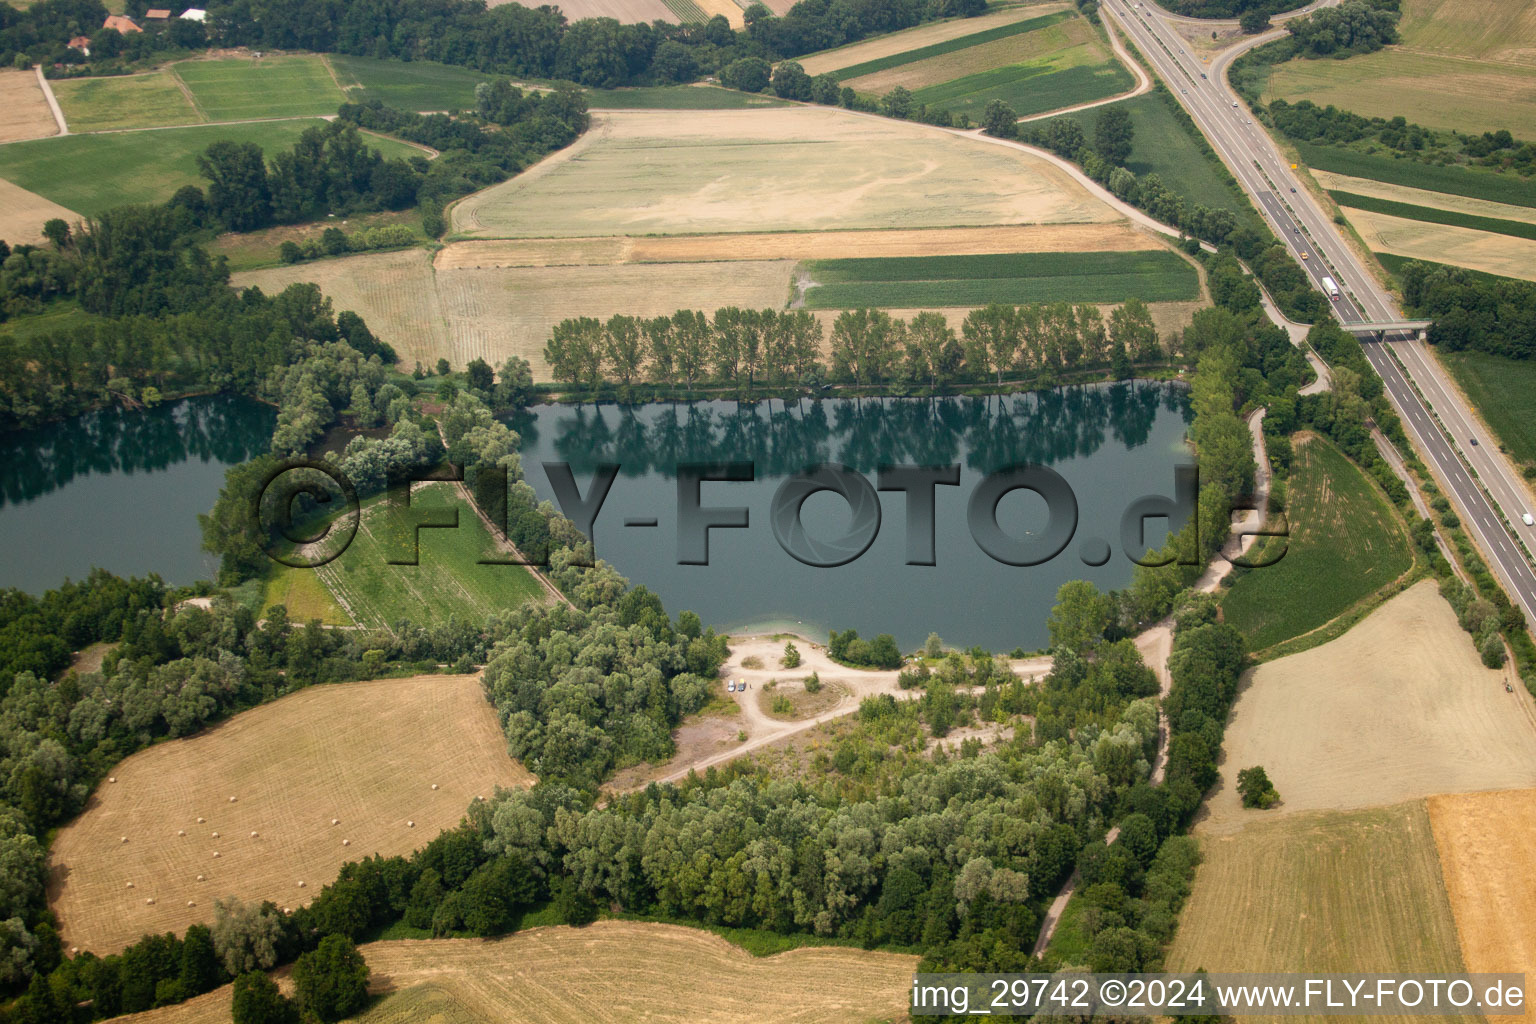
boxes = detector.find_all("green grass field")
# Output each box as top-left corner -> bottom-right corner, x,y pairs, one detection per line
175,55 -> 346,120
915,57 -> 1134,119
330,55 -> 491,112
303,483 -> 546,631
801,250 -> 1199,308
830,9 -> 1073,81
0,302 -> 103,341
1296,142 -> 1536,209
1221,435 -> 1415,652
1034,92 -> 1262,228
586,85 -> 789,108
1329,190 -> 1536,242
0,121 -> 423,217
52,72 -> 200,131
1438,349 -> 1536,469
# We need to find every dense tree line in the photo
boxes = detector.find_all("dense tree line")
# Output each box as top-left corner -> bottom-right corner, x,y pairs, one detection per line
3,0 -> 984,89
542,301 -> 1170,395
0,0 -> 204,70
0,207 -> 398,431
1397,260 -> 1536,361
1283,0 -> 1399,57
1264,100 -> 1536,177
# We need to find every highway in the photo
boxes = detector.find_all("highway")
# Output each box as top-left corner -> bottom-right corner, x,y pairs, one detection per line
1100,0 -> 1536,626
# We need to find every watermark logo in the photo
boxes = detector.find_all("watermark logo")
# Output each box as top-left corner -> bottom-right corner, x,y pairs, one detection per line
253,460 -> 1284,571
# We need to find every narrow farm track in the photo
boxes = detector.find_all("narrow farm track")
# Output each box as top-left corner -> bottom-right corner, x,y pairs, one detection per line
1016,18 -> 1152,124
34,66 -> 67,136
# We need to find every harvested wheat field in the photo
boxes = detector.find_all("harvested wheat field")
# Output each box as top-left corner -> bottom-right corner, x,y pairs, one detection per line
1200,580 -> 1536,834
233,248 -> 449,371
0,69 -> 59,143
487,0 -> 674,21
438,260 -> 796,374
797,3 -> 1070,76
1346,207 -> 1536,282
0,176 -> 79,244
1168,801 -> 1468,1008
1315,170 -> 1536,227
1428,788 -> 1536,1012
692,0 -> 745,28
49,674 -> 533,954
435,223 -> 1152,270
116,922 -> 917,1024
451,108 -> 1116,238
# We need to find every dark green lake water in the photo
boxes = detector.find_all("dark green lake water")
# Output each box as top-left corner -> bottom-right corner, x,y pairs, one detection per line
0,395 -> 275,594
513,383 -> 1195,651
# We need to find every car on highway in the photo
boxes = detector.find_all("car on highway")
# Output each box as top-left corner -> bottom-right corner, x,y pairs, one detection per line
1470,438 -> 1479,446
1524,512 -> 1535,526
1201,73 -> 1207,79
1290,187 -> 1297,193
1300,252 -> 1309,260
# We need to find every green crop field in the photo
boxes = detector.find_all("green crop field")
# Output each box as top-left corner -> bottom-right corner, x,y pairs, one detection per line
330,55 -> 492,111
52,71 -> 200,131
1438,349 -> 1536,469
299,483 -> 547,631
1296,142 -> 1536,209
801,250 -> 1199,308
1221,435 -> 1415,652
1329,191 -> 1536,242
914,57 -> 1134,119
586,85 -> 790,108
0,121 -> 423,217
1033,92 -> 1262,229
175,55 -> 346,121
659,0 -> 706,21
829,9 -> 1073,81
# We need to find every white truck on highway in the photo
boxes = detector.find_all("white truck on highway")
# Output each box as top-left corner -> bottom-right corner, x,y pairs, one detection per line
1321,276 -> 1341,300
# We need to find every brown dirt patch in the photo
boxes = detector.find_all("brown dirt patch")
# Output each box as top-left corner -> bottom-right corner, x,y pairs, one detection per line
49,673 -> 533,955
1428,787 -> 1536,1017
0,69 -> 59,142
436,223 -> 1151,269
1199,580 -> 1536,834
797,3 -> 1071,77
116,922 -> 918,1024
1345,206 -> 1536,284
0,176 -> 80,244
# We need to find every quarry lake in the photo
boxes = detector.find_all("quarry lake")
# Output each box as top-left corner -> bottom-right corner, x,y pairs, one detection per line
0,396 -> 275,594
514,383 -> 1196,651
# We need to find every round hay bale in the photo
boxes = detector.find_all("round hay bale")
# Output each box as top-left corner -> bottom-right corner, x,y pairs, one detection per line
126,882 -> 134,889
145,898 -> 154,905
71,947 -> 78,955
431,784 -> 439,790
212,851 -> 220,858
108,777 -> 116,784
197,874 -> 205,881
228,796 -> 236,803
187,900 -> 196,907
297,880 -> 305,888
249,831 -> 258,838
177,830 -> 186,837
211,832 -> 219,838
120,836 -> 127,844
342,839 -> 350,846
407,820 -> 415,827
331,818 -> 339,825
197,817 -> 205,824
